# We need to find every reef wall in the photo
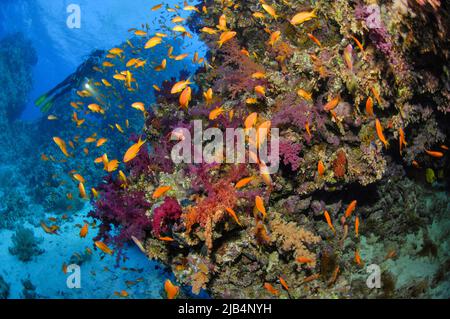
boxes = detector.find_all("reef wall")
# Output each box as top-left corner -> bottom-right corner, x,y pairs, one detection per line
62,0 -> 450,298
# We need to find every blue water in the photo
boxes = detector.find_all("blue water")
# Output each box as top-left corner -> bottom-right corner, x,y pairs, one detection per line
0,0 -> 207,299
0,0 -> 205,121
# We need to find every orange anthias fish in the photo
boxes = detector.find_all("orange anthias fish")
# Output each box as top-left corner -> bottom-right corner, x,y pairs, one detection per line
106,159 -> 119,173
131,102 -> 146,112
225,207 -> 242,226
385,250 -> 397,260
345,200 -> 357,218
263,283 -> 279,296
171,79 -> 192,94
235,176 -> 255,189
217,14 -> 227,31
174,53 -> 189,61
78,182 -> 87,199
305,122 -> 312,138
200,27 -> 217,35
268,31 -> 281,46
123,138 -> 146,163
73,173 -> 85,183
255,85 -> 266,97
324,210 -> 335,233
355,216 -> 360,237
324,95 -> 340,111
318,160 -> 325,176
355,249 -> 362,266
440,145 -> 449,151
302,273 -> 320,284
53,137 -> 70,157
251,72 -> 266,79
244,112 -> 258,130
279,277 -> 289,291
290,10 -> 316,25
296,257 -> 314,264
365,97 -> 374,116
351,35 -> 364,52
152,186 -> 172,199
425,150 -> 444,158
255,196 -> 267,219
307,33 -> 322,47
94,241 -> 114,255
154,59 -> 167,71
145,36 -> 162,49
114,290 -> 129,298
371,87 -> 382,105
399,128 -> 407,155
159,236 -> 175,242
151,3 -> 163,11
217,31 -> 237,48
80,223 -> 88,238
179,86 -> 192,109
209,107 -> 224,120
375,119 -> 389,148
62,263 -> 68,274
262,4 -> 278,19
88,103 -> 105,114
297,89 -> 313,101
96,138 -> 108,147
164,279 -> 180,299
203,88 -> 213,103
41,221 -> 58,235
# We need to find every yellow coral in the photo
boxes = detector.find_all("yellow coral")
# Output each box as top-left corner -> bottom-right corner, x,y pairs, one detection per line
269,213 -> 321,267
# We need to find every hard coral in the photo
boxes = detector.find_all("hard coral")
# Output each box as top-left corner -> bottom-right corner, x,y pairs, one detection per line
8,226 -> 44,262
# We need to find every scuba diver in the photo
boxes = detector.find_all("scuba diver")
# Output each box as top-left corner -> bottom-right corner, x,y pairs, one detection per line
35,49 -> 105,113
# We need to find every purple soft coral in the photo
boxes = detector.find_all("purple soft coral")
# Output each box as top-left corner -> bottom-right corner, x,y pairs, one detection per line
355,4 -> 394,61
151,197 -> 182,237
279,139 -> 302,171
89,176 -> 152,246
272,94 -> 326,143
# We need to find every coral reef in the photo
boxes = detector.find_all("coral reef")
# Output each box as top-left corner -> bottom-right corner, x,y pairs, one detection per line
0,33 -> 37,121
57,0 -> 449,298
0,275 -> 10,299
9,226 -> 44,262
20,278 -> 38,299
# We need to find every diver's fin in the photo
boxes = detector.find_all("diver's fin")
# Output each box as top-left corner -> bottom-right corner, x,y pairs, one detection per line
35,94 -> 47,107
41,100 -> 54,113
